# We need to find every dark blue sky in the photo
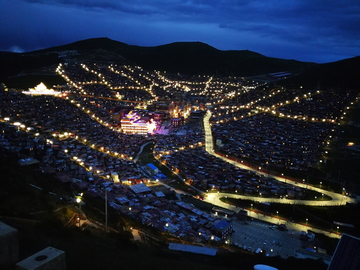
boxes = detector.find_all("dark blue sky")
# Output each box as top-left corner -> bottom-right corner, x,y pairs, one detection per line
1,0 -> 360,63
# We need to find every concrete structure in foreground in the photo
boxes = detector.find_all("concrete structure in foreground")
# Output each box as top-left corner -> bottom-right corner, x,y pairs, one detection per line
0,221 -> 19,268
328,234 -> 360,270
169,243 -> 218,256
16,246 -> 66,270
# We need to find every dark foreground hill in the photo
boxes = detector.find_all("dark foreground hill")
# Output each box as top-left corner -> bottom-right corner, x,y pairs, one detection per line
0,151 -> 328,270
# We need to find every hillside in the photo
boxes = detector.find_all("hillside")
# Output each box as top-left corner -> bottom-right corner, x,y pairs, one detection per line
0,37 -> 314,82
0,151 -> 328,270
36,37 -> 316,76
1,37 -> 359,89
279,56 -> 360,90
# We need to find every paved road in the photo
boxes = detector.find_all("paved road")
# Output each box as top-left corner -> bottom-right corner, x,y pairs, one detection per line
205,191 -> 341,238
131,228 -> 142,241
200,110 -> 351,241
203,111 -> 355,207
133,141 -> 153,163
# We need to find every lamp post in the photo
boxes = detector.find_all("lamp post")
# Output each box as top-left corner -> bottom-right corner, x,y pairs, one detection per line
320,182 -> 322,189
76,193 -> 83,227
306,218 -> 308,227
276,211 -> 279,224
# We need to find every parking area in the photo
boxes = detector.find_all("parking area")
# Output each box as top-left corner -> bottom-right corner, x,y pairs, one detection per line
230,219 -> 302,258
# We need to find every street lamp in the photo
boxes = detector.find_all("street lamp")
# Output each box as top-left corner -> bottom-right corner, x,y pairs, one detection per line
76,193 -> 83,227
306,218 -> 308,227
320,182 -> 322,189
276,211 -> 279,224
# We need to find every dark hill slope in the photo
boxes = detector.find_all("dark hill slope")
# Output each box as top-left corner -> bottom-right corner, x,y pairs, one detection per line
1,37 -> 315,80
126,41 -> 312,76
35,37 -> 315,76
0,51 -> 60,80
36,37 -> 130,52
279,56 -> 360,90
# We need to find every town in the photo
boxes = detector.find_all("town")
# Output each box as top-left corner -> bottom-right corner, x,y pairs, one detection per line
1,61 -> 359,269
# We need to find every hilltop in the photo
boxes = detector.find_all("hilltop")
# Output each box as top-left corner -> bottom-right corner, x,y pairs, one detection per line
1,37 -> 359,90
1,37 -> 312,80
278,56 -> 360,90
33,37 -> 314,76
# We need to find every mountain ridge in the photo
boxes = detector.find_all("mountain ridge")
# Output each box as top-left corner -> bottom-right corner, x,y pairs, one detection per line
1,37 -> 359,89
0,37 -> 314,78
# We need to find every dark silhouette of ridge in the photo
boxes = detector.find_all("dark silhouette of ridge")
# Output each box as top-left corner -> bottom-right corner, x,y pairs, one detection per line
278,56 -> 360,89
0,37 -> 359,89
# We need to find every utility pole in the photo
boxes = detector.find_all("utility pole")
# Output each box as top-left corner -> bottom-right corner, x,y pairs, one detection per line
105,189 -> 108,233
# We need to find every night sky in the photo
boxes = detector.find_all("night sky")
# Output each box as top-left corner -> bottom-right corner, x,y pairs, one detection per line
1,0 -> 360,63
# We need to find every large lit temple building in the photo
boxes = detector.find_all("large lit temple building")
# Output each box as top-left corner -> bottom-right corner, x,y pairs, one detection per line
22,82 -> 61,96
120,111 -> 157,135
118,101 -> 194,135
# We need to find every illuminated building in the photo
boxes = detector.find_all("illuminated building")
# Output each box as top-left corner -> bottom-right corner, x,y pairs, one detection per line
22,82 -> 61,96
171,118 -> 183,127
169,101 -> 176,115
120,111 -> 156,135
154,112 -> 165,121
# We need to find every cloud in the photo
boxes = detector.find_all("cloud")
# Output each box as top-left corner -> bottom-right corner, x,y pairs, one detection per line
9,45 -> 25,53
0,0 -> 359,62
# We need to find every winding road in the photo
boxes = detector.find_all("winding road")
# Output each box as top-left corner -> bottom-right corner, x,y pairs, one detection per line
202,111 -> 356,207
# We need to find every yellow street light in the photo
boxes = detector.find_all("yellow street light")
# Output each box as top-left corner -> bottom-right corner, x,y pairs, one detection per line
76,193 -> 83,227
